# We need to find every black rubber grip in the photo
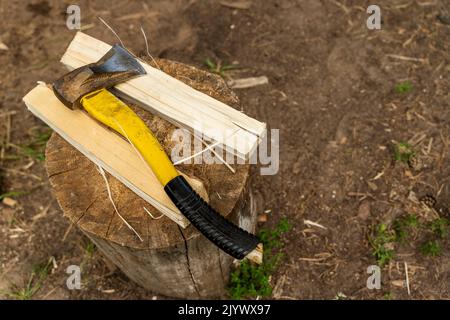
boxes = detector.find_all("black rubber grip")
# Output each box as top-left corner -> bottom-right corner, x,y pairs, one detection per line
164,176 -> 260,259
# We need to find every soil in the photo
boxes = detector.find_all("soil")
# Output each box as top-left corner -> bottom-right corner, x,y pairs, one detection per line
0,0 -> 449,300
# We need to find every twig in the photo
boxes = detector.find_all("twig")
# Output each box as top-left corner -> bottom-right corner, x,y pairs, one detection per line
41,287 -> 57,300
143,206 -> 164,220
426,137 -> 433,154
227,76 -> 269,89
193,135 -> 235,173
386,54 -> 427,63
304,219 -> 327,230
97,165 -> 143,242
332,0 -> 350,14
140,26 -> 161,70
371,171 -> 385,180
98,17 -> 125,48
4,168 -> 42,181
404,261 -> 411,295
62,223 -> 74,242
31,202 -> 52,221
299,257 -> 330,262
402,32 -> 416,48
173,129 -> 240,165
0,111 -> 17,118
116,12 -> 158,21
173,140 -> 222,165
347,191 -> 376,200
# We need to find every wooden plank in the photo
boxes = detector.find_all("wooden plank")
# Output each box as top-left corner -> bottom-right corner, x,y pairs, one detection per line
22,84 -> 212,229
60,32 -> 266,160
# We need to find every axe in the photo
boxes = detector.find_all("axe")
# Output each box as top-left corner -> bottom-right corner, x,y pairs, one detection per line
52,44 -> 261,261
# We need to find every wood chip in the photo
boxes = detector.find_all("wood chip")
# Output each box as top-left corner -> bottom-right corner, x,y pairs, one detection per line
391,280 -> 405,287
101,289 -> 115,293
367,181 -> 378,191
227,76 -> 269,89
0,41 -> 9,51
2,197 -> 17,207
257,213 -> 268,223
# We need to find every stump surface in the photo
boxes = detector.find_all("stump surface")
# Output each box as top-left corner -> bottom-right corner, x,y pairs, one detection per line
45,59 -> 255,298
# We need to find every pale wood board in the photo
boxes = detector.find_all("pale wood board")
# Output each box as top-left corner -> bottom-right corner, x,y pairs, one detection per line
22,84 -> 214,228
60,32 -> 266,160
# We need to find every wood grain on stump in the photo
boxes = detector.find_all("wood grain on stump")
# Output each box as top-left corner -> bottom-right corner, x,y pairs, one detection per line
45,59 -> 257,298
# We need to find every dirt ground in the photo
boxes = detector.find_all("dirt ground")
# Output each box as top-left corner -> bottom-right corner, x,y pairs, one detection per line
0,0 -> 449,300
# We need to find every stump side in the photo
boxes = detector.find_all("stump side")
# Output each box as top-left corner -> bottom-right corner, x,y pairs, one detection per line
81,180 -> 256,298
45,58 -> 256,298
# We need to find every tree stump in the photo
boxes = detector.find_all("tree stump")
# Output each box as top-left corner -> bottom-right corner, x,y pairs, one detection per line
45,59 -> 257,298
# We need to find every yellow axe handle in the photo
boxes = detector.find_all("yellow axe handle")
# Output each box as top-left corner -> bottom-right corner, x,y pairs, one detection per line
80,88 -> 261,261
80,89 -> 179,186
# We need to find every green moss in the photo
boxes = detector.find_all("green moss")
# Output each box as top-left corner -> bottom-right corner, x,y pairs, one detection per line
393,142 -> 415,163
228,218 -> 292,299
393,214 -> 420,242
421,240 -> 442,257
369,223 -> 396,266
394,81 -> 413,94
428,218 -> 448,239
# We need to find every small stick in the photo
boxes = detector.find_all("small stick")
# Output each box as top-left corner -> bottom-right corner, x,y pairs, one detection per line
405,261 -> 411,295
0,111 -> 17,118
371,171 -> 385,180
140,26 -> 161,70
143,206 -> 164,220
62,223 -> 74,242
174,129 -> 240,165
98,17 -> 125,48
173,140 -> 222,165
304,219 -> 327,230
97,165 -> 144,242
386,54 -> 427,63
194,135 -> 235,173
4,168 -> 42,181
426,137 -> 433,154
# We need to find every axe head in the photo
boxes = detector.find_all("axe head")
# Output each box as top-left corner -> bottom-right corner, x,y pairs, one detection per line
53,44 -> 146,109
